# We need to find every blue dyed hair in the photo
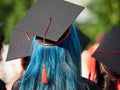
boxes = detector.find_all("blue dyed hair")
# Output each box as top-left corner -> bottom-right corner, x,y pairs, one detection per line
20,24 -> 83,90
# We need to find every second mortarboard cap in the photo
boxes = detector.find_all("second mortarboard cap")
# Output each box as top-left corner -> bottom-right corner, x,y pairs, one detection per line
92,26 -> 120,75
6,0 -> 84,61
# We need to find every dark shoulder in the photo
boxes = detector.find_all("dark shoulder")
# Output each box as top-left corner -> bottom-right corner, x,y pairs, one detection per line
12,78 -> 22,90
80,77 -> 99,90
11,77 -> 99,90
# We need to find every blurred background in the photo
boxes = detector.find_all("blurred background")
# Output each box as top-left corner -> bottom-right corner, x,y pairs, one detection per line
0,0 -> 119,90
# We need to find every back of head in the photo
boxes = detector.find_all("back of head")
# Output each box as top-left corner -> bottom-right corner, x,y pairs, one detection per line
21,56 -> 30,70
20,24 -> 82,90
92,26 -> 120,90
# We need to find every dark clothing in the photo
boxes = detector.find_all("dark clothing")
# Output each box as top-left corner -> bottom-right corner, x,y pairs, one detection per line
12,78 -> 21,90
12,77 -> 99,90
0,79 -> 7,90
80,77 -> 99,90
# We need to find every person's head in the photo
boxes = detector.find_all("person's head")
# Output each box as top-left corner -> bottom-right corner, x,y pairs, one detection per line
95,62 -> 120,90
20,24 -> 82,90
21,56 -> 30,70
19,56 -> 31,77
100,63 -> 120,79
0,34 -> 4,61
92,26 -> 120,90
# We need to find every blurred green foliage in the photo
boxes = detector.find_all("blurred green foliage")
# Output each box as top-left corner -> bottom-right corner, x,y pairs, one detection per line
0,0 -> 34,44
77,0 -> 120,44
0,0 -> 120,44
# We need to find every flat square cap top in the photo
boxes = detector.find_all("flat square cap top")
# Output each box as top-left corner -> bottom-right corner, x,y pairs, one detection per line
15,0 -> 84,42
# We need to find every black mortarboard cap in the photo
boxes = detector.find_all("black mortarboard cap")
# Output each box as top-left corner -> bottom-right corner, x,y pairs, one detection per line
15,0 -> 84,42
92,26 -> 120,75
76,27 -> 90,51
6,0 -> 84,61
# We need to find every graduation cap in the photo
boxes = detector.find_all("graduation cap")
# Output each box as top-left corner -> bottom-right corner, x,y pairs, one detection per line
92,26 -> 120,75
6,0 -> 84,61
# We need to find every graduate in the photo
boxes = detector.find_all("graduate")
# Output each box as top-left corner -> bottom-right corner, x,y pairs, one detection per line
92,26 -> 120,90
6,0 -> 99,90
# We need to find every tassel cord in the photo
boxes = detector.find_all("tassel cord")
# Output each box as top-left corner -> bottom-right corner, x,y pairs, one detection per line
41,16 -> 51,84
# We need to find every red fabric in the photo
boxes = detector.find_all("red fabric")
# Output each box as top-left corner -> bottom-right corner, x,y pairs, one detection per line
116,81 -> 120,90
87,44 -> 98,81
